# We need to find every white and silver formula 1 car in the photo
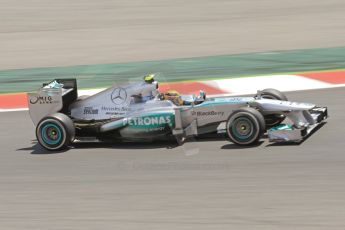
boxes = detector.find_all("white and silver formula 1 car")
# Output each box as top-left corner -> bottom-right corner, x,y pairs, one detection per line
28,77 -> 328,151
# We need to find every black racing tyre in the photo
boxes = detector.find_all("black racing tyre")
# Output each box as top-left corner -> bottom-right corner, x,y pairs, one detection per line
226,107 -> 265,146
259,88 -> 288,101
36,113 -> 75,151
258,88 -> 288,129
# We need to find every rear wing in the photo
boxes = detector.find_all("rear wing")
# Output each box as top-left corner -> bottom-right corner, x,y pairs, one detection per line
28,79 -> 78,125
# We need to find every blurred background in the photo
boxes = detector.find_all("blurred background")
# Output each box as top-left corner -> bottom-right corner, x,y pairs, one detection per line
1,0 -> 344,69
1,0 -> 344,93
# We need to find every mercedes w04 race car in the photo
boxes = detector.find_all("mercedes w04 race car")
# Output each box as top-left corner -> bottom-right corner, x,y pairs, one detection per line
28,76 -> 328,151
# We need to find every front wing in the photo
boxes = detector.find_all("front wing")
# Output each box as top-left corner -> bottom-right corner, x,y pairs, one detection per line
268,107 -> 328,142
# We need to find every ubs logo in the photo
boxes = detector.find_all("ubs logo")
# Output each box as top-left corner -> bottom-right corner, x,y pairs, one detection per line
111,88 -> 127,105
83,107 -> 98,115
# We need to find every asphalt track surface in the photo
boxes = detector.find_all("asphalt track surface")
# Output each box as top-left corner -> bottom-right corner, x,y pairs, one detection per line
1,0 -> 345,229
1,0 -> 345,69
1,87 -> 345,229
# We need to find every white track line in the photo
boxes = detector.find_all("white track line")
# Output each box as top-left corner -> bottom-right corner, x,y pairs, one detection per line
0,108 -> 29,112
206,75 -> 333,95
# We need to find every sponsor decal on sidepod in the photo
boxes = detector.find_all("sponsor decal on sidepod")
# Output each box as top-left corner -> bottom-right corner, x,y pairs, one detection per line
124,115 -> 174,128
192,111 -> 224,116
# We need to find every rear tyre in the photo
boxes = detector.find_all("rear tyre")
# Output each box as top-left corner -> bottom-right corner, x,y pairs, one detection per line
258,88 -> 288,129
226,107 -> 265,146
36,113 -> 75,151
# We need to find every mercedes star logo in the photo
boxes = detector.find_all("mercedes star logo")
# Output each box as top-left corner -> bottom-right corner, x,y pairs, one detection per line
111,87 -> 127,105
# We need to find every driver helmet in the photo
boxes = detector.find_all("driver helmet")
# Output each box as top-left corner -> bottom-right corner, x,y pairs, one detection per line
143,74 -> 155,83
162,90 -> 183,105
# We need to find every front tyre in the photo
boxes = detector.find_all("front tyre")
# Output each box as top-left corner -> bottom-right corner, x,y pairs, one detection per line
36,113 -> 75,151
259,88 -> 288,101
226,107 -> 265,146
258,88 -> 288,129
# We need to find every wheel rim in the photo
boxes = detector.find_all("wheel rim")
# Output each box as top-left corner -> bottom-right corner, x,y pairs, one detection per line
231,117 -> 255,140
41,123 -> 62,145
37,119 -> 67,150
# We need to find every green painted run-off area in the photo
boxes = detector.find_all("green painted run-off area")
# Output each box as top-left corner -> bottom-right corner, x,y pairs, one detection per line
0,47 -> 345,94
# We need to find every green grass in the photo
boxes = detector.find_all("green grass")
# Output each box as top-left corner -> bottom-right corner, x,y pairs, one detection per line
1,46 -> 345,94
